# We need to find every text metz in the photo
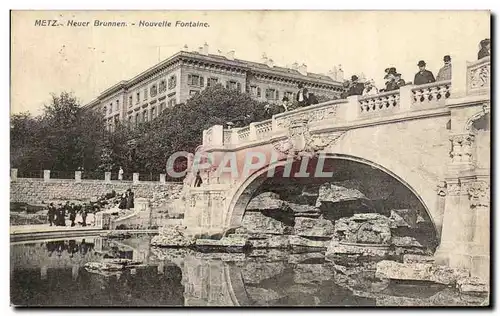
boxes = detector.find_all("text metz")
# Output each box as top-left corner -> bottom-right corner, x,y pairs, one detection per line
34,20 -> 58,26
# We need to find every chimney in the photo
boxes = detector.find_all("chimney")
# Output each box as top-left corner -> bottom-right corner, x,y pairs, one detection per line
226,50 -> 235,60
203,42 -> 209,55
198,46 -> 204,54
298,63 -> 308,76
359,72 -> 366,82
337,64 -> 344,81
291,62 -> 299,70
183,44 -> 188,51
261,53 -> 268,64
266,58 -> 274,68
328,66 -> 338,80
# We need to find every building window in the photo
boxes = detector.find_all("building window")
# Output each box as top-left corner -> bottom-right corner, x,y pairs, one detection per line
188,74 -> 204,87
151,107 -> 157,119
109,103 -> 112,114
159,102 -> 166,113
136,92 -> 140,104
226,80 -> 238,90
251,85 -> 260,96
207,77 -> 219,87
143,110 -> 148,122
103,106 -> 107,116
265,88 -> 278,100
168,98 -> 176,107
159,80 -> 166,93
128,116 -> 132,126
135,113 -> 140,126
116,100 -> 120,111
144,87 -> 148,100
168,75 -> 177,89
150,84 -> 158,97
275,90 -> 279,100
129,95 -> 133,107
257,87 -> 261,97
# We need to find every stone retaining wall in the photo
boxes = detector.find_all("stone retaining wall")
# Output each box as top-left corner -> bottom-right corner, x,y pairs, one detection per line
11,179 -> 184,204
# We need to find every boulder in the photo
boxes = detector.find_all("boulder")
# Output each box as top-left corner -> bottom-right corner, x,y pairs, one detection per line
194,235 -> 249,252
403,254 -> 435,264
246,192 -> 289,212
241,212 -> 289,235
289,235 -> 327,250
242,262 -> 287,284
84,259 -> 145,272
389,209 -> 417,228
288,252 -> 325,264
287,202 -> 321,215
315,182 -> 368,208
150,226 -> 196,247
325,241 -> 390,260
248,249 -> 289,261
333,214 -> 391,245
391,236 -> 423,247
456,276 -> 489,295
294,217 -> 334,237
375,260 -> 470,285
248,235 -> 289,249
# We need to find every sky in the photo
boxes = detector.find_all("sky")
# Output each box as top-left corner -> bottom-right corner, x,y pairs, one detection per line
10,10 -> 490,115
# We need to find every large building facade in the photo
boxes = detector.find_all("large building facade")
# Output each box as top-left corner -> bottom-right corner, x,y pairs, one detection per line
85,44 -> 344,131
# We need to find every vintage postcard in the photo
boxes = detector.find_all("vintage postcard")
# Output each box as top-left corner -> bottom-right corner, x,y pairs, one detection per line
10,10 -> 491,307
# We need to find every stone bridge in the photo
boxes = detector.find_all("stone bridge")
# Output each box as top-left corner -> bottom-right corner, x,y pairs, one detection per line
178,57 -> 490,279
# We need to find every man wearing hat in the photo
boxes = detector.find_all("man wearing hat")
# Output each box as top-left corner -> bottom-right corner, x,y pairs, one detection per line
296,83 -> 309,107
478,39 -> 490,60
348,75 -> 364,96
436,55 -> 452,81
414,60 -> 436,85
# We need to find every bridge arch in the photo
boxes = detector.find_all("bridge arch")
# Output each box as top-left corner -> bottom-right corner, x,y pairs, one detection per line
225,153 -> 441,239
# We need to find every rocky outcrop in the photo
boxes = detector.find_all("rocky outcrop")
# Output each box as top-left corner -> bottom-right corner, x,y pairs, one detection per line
288,203 -> 321,218
150,226 -> 196,247
246,192 -> 289,212
241,212 -> 290,235
326,241 -> 390,261
248,235 -> 290,249
402,254 -> 435,264
289,235 -> 327,250
315,182 -> 368,207
245,287 -> 285,304
456,276 -> 489,295
375,260 -> 470,285
293,217 -> 334,238
195,235 -> 249,252
242,262 -> 287,284
333,213 -> 392,245
84,258 -> 145,272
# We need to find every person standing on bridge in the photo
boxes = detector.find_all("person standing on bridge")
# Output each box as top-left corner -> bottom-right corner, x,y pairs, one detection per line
436,55 -> 452,81
296,83 -> 309,107
69,203 -> 77,227
414,60 -> 436,85
478,39 -> 490,60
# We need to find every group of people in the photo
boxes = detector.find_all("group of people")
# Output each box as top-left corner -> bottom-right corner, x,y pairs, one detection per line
118,188 -> 135,210
47,201 -> 91,227
339,38 -> 490,98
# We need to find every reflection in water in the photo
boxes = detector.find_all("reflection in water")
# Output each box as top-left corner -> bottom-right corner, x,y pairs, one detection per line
11,235 -> 487,307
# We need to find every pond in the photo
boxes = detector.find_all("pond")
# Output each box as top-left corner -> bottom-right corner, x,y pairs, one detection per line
10,234 -> 487,307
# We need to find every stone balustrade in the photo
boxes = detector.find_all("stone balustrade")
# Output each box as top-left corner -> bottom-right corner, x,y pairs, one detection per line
359,90 -> 400,114
411,80 -> 451,107
202,58 -> 490,150
467,56 -> 490,95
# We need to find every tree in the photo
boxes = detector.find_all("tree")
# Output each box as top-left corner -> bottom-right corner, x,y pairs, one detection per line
10,92 -> 106,172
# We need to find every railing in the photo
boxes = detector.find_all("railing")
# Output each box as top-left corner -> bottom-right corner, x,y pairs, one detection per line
202,57 -> 490,150
223,129 -> 232,145
82,171 -> 105,180
274,99 -> 345,129
467,56 -> 490,94
255,119 -> 273,140
17,170 -> 43,179
359,90 -> 400,114
411,80 -> 451,107
205,127 -> 214,145
237,126 -> 250,141
50,170 -> 77,180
